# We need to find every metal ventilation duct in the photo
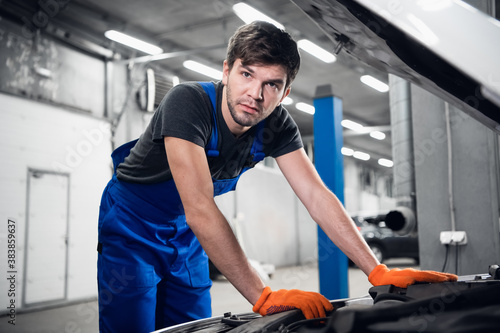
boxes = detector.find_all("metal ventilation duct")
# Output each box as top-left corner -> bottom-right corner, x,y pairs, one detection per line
386,74 -> 416,235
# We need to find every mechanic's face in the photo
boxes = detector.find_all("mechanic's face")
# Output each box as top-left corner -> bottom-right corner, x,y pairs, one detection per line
222,59 -> 290,136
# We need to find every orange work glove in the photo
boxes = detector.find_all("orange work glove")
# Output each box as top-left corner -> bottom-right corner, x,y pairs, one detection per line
252,287 -> 333,319
368,264 -> 458,288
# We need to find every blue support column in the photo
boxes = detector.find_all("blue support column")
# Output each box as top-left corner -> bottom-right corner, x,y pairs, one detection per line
313,85 -> 348,300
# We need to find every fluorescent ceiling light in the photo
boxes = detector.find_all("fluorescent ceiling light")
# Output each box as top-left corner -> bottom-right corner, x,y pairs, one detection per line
104,30 -> 163,55
378,158 -> 394,167
233,3 -> 285,30
183,60 -> 223,80
369,131 -> 386,140
341,147 -> 354,156
360,75 -> 389,93
282,96 -> 293,105
296,102 -> 315,114
297,39 -> 336,63
353,151 -> 370,161
172,76 -> 180,86
341,119 -> 364,132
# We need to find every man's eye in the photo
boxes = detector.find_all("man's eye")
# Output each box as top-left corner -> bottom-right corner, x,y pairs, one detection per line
267,82 -> 281,90
242,72 -> 251,78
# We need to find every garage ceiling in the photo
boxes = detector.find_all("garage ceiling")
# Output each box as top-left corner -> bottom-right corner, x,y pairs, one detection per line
1,0 -> 394,166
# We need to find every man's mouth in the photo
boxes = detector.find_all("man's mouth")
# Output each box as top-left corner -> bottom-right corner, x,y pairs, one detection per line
240,103 -> 260,115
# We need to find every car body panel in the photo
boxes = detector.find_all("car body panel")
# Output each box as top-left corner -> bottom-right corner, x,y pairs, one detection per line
291,0 -> 500,132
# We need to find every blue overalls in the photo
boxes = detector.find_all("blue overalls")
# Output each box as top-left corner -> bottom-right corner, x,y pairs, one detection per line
97,82 -> 265,333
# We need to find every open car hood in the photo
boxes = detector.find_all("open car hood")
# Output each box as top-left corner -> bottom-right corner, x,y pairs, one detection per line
292,0 -> 500,133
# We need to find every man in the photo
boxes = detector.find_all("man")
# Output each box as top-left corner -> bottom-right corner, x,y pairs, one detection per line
97,21 -> 457,333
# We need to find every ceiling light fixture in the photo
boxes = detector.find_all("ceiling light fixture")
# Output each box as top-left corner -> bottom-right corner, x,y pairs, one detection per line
282,96 -> 293,105
341,147 -> 354,156
232,3 -> 285,30
341,119 -> 364,132
104,30 -> 163,55
378,158 -> 394,167
172,76 -> 180,86
297,39 -> 336,63
353,151 -> 370,161
183,60 -> 223,80
369,131 -> 386,140
360,75 -> 389,93
296,102 -> 315,114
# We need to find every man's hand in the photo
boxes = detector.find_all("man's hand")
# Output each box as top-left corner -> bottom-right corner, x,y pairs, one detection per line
369,264 -> 458,288
252,287 -> 333,319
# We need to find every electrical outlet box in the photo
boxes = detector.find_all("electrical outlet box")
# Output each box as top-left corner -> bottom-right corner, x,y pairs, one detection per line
440,231 -> 467,245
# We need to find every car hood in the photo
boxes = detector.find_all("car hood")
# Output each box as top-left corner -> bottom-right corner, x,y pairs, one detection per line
291,0 -> 500,133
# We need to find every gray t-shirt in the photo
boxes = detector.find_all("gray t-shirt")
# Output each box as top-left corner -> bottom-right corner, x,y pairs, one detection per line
116,81 -> 303,184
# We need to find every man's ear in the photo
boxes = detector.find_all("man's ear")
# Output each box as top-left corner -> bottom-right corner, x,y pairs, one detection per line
222,60 -> 229,85
280,87 -> 291,103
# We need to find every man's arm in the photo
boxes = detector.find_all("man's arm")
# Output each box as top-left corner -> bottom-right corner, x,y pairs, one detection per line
165,137 -> 334,319
276,148 -> 379,276
276,148 -> 458,287
164,136 -> 265,305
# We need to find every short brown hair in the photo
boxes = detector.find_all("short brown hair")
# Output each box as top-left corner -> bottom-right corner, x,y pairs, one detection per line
226,21 -> 301,89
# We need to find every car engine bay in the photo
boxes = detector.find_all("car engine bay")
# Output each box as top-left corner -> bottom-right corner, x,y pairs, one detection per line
155,265 -> 500,333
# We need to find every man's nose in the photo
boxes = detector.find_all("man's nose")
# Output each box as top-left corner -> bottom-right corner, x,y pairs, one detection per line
248,82 -> 263,100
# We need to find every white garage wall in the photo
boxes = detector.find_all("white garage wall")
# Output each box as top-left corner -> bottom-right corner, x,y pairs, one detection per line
0,93 -> 112,313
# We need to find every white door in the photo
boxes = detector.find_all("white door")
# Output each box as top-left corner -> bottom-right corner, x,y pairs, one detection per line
24,170 -> 69,305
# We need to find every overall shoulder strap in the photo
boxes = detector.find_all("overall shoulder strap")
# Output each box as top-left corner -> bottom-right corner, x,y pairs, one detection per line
249,121 -> 266,162
198,82 -> 219,157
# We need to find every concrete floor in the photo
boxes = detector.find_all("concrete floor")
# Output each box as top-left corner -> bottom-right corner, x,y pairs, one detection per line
0,259 -> 415,333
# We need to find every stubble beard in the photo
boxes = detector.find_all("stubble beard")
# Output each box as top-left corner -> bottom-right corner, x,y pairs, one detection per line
226,83 -> 265,127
